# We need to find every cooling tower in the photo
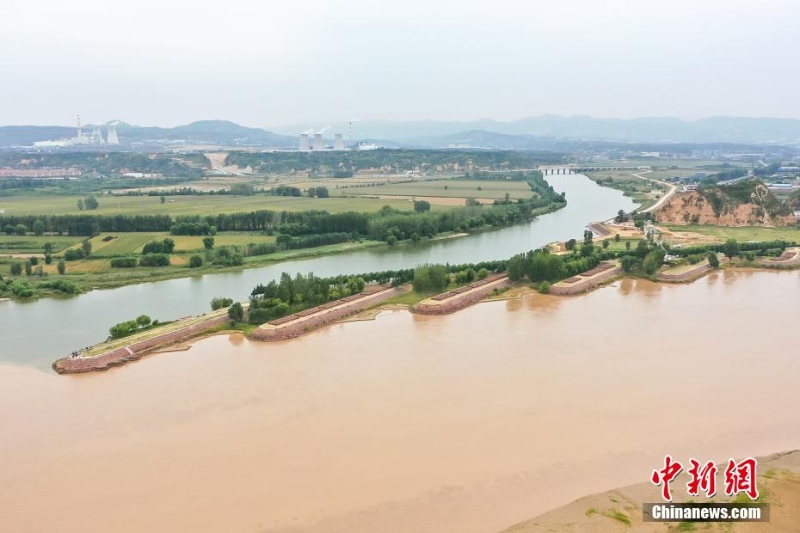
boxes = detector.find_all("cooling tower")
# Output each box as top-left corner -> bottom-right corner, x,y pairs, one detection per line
299,133 -> 310,151
106,122 -> 120,145
91,125 -> 104,144
334,133 -> 344,150
313,133 -> 324,151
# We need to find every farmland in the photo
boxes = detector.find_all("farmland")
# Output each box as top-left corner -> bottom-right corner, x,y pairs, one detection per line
0,235 -> 82,255
0,194 -> 420,217
83,232 -> 278,256
344,178 -> 534,201
664,224 -> 800,243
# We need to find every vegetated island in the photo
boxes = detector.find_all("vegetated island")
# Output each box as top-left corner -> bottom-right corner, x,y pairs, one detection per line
52,222 -> 800,374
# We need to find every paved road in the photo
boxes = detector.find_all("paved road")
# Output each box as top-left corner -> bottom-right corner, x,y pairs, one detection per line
633,170 -> 677,213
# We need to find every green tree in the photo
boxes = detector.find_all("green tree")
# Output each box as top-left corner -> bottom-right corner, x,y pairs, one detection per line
620,255 -> 639,272
189,255 -> 203,268
4,224 -> 14,235
625,241 -> 631,250
81,239 -> 92,256
228,302 -> 244,322
723,239 -> 740,260
614,234 -> 620,242
642,249 -> 665,275
14,224 -> 27,235
565,238 -> 577,251
160,195 -> 166,204
635,239 -> 649,259
77,199 -> 84,211
412,264 -> 450,292
10,262 -> 22,276
583,230 -> 593,245
507,254 -> 527,281
32,220 -> 45,236
386,234 -> 397,246
24,260 -> 32,276
136,315 -> 152,328
413,200 -> 431,213
602,239 -> 610,249
57,260 -> 66,275
84,195 -> 99,210
202,236 -> 215,250
708,252 -> 720,268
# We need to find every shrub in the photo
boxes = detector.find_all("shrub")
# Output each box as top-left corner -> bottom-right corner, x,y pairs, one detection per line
228,302 -> 244,322
64,249 -> 86,261
38,279 -> 79,294
11,280 -> 36,298
413,264 -> 450,292
138,253 -> 170,267
211,297 -> 234,310
537,281 -> 551,294
189,255 -> 203,268
142,238 -> 175,255
110,257 -> 138,268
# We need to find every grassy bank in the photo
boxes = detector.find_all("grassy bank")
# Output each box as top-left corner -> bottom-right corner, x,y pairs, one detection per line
665,224 -> 800,243
586,170 -> 667,210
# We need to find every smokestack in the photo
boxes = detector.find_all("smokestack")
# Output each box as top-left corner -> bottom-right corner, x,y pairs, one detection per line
313,133 -> 324,151
299,133 -> 310,151
334,133 -> 344,150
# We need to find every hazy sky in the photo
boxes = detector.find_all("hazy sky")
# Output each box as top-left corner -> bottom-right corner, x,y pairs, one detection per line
2,0 -> 799,128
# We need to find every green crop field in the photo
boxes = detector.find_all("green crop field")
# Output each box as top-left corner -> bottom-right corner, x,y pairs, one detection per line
348,178 -> 534,200
0,235 -> 82,254
0,194 -> 425,217
86,232 -> 278,256
666,225 -> 800,243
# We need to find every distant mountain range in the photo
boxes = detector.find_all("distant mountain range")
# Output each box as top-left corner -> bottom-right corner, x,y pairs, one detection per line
2,116 -> 800,150
279,116 -> 800,145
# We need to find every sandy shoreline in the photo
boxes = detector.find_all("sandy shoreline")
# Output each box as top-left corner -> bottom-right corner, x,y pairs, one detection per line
504,450 -> 800,532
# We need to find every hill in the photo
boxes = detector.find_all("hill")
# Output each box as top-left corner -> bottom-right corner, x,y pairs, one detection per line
657,180 -> 798,226
0,120 -> 296,148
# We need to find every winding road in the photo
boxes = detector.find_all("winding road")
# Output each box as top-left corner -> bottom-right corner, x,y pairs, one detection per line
632,169 -> 677,213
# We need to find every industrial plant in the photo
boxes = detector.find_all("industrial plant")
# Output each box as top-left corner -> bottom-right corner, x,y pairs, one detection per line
32,114 -> 120,148
297,122 -> 362,152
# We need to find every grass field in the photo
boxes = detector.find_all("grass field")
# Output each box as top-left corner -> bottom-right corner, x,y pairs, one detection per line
346,178 -> 533,200
0,235 -> 82,254
0,194 -> 425,217
81,232 -> 278,256
665,225 -> 800,243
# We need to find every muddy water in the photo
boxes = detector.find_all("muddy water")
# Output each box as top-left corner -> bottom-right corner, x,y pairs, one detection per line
2,269 -> 800,532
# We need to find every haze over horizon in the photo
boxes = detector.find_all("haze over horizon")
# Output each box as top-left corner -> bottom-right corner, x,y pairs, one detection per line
3,0 -> 799,128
